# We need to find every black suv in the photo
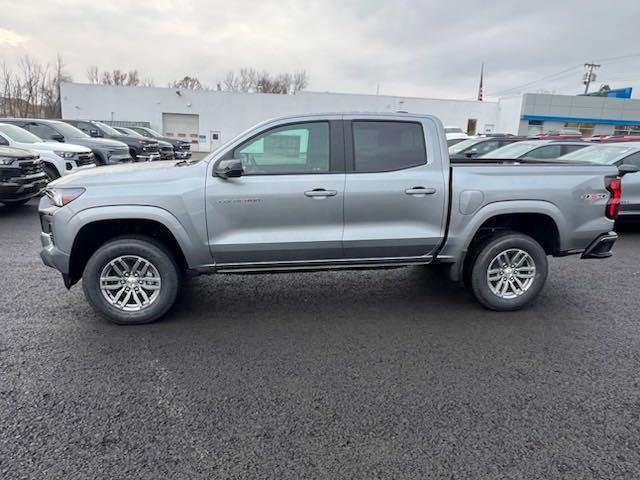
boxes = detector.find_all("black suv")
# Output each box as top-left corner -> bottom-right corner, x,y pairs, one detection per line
115,127 -> 175,160
63,120 -> 161,162
0,146 -> 48,206
129,126 -> 192,159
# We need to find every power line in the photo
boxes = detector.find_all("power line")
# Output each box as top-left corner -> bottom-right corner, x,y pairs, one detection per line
489,65 -> 583,96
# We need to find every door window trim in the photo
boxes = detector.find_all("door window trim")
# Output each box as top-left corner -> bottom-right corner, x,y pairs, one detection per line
344,120 -> 428,173
218,120 -> 345,175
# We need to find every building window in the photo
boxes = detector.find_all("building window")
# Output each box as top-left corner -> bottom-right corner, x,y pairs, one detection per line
527,120 -> 543,136
564,122 -> 594,136
613,124 -> 640,136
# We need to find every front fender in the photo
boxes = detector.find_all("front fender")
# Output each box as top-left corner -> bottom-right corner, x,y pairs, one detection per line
58,205 -> 207,268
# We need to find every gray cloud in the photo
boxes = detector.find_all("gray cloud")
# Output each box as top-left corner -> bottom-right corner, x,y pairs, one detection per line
2,0 -> 640,99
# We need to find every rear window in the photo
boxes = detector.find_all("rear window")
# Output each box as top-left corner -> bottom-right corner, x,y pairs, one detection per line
353,121 -> 426,172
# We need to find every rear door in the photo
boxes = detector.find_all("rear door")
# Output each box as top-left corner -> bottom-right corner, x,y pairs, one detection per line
342,117 -> 447,260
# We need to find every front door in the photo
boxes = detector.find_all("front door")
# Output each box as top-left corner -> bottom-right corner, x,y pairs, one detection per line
206,120 -> 345,265
342,118 -> 447,260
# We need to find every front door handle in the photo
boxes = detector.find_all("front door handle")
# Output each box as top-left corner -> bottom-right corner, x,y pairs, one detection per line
304,188 -> 338,198
405,187 -> 436,196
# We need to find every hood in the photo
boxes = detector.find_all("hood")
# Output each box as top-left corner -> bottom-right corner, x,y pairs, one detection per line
109,134 -> 158,146
71,136 -> 130,149
50,160 -> 198,188
0,145 -> 39,159
29,141 -> 91,154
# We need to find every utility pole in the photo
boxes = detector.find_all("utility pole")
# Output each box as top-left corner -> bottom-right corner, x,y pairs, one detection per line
477,62 -> 485,101
583,63 -> 600,94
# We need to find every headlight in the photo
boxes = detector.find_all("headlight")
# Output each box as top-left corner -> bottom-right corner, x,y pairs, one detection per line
54,151 -> 76,159
0,156 -> 14,165
44,187 -> 86,207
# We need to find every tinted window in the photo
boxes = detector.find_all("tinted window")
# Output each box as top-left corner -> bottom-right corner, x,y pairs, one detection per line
233,122 -> 329,174
472,140 -> 501,155
29,123 -> 60,140
622,152 -> 640,167
74,121 -> 94,133
561,144 -> 587,156
525,145 -> 563,159
353,121 -> 426,172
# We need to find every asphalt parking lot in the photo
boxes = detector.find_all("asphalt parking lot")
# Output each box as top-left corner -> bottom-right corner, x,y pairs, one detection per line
1,200 -> 640,479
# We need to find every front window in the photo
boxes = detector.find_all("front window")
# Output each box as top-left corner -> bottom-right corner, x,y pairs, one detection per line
478,142 -> 539,159
0,124 -> 41,143
560,145 -> 638,164
49,122 -> 90,139
233,122 -> 330,174
94,121 -> 124,137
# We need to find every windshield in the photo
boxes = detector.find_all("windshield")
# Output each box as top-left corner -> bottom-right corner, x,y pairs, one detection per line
119,127 -> 143,137
51,121 -> 90,139
94,121 -> 124,137
0,124 -> 42,143
478,142 -> 539,159
143,127 -> 162,138
560,145 -> 637,164
449,138 -> 482,154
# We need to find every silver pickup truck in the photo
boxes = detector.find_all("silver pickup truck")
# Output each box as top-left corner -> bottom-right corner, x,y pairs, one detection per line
38,113 -> 634,324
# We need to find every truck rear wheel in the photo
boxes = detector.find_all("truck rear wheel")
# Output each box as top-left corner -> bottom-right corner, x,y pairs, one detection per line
470,232 -> 547,311
82,237 -> 180,324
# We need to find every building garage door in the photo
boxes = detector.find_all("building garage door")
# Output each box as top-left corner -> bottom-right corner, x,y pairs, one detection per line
162,113 -> 199,144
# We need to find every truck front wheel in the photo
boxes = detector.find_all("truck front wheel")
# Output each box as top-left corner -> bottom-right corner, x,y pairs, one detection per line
470,232 -> 548,311
82,237 -> 180,324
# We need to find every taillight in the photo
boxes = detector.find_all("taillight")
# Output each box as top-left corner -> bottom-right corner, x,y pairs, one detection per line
606,177 -> 622,219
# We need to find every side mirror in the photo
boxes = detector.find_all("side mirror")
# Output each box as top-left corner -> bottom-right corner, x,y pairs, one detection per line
89,129 -> 101,137
51,134 -> 65,142
619,164 -> 639,177
215,159 -> 244,178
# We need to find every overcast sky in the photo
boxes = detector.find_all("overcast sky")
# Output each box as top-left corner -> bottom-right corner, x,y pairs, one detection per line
2,0 -> 640,100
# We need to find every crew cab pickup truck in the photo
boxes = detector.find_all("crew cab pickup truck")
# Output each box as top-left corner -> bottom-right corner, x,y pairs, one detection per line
1,146 -> 48,206
38,113 -> 634,325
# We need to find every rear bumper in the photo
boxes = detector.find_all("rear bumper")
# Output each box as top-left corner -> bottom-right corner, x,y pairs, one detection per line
581,231 -> 618,259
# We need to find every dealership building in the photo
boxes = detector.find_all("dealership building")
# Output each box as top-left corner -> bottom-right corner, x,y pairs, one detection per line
61,82 -> 640,152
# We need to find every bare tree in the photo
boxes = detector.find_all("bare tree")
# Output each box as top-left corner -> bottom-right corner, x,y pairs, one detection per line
292,70 -> 308,93
171,76 -> 204,90
141,77 -> 155,87
219,68 -> 308,94
87,65 -> 99,84
112,69 -> 127,86
126,70 -> 140,86
100,71 -> 113,85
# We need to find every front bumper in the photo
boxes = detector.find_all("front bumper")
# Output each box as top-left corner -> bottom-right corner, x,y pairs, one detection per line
581,231 -> 618,259
135,153 -> 161,162
160,150 -> 175,160
0,173 -> 48,203
175,150 -> 192,159
105,153 -> 133,165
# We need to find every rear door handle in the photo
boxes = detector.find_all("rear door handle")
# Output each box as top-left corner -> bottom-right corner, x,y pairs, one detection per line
405,187 -> 436,196
304,188 -> 338,198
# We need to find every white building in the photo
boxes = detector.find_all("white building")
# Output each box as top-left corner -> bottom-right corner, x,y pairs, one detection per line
61,82 -> 640,152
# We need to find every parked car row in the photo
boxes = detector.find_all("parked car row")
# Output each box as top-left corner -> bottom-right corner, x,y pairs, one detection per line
0,117 -> 192,206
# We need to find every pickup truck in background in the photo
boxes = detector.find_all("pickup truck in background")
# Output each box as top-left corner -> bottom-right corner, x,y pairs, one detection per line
0,123 -> 95,181
63,120 -> 161,162
1,146 -> 48,206
38,113 -> 635,325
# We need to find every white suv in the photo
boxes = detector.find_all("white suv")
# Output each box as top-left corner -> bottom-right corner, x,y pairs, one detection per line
0,123 -> 96,181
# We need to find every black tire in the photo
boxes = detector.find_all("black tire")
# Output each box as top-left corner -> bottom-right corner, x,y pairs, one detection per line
44,164 -> 60,183
93,151 -> 107,165
470,232 -> 548,311
82,236 -> 180,325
